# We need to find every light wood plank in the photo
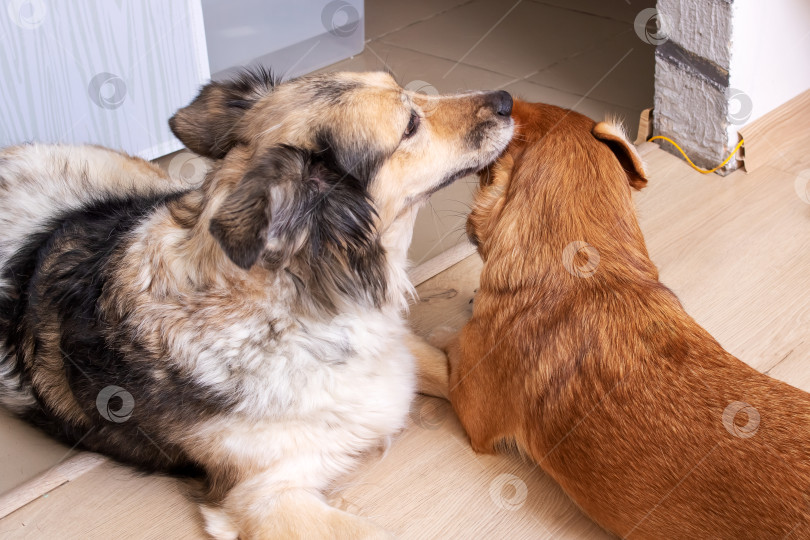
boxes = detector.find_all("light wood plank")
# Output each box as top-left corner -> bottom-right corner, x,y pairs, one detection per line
0,409 -> 81,496
633,108 -> 653,146
328,395 -> 611,539
408,240 -> 476,287
409,253 -> 482,335
635,157 -> 810,373
739,88 -> 810,173
0,453 -> 107,519
636,140 -> 658,158
0,461 -> 204,539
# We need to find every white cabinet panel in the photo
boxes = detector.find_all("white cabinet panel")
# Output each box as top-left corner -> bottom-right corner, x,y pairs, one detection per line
0,0 -> 210,159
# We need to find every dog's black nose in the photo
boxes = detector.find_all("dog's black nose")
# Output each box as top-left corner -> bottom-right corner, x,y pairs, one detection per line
491,90 -> 513,117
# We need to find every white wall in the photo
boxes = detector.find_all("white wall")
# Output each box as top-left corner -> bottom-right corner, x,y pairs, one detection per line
728,0 -> 810,140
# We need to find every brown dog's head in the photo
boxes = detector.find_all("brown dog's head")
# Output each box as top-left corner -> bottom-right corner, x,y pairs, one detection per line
466,100 -> 648,263
170,69 -> 513,308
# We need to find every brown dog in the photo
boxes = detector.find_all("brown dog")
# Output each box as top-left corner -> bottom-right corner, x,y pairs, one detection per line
440,100 -> 810,538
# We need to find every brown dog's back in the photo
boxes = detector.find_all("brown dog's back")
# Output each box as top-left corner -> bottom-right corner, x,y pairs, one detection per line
450,100 -> 810,539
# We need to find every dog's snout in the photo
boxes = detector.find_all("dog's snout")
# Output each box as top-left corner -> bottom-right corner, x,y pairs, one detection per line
489,90 -> 513,117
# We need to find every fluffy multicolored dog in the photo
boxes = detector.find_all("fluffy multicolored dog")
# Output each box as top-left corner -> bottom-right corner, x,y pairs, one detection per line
0,69 -> 513,538
439,100 -> 810,538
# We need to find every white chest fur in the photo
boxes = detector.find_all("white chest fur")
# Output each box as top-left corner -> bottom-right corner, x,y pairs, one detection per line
182,307 -> 416,487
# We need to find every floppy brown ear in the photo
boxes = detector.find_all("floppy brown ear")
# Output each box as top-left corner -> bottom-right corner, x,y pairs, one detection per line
169,68 -> 276,159
208,164 -> 272,270
208,145 -> 307,269
592,121 -> 648,190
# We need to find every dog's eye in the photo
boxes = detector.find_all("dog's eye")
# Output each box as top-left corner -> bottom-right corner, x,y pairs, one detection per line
403,111 -> 420,139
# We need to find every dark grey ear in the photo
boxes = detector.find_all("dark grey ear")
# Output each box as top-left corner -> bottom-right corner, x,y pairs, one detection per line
169,67 -> 277,159
209,146 -> 307,269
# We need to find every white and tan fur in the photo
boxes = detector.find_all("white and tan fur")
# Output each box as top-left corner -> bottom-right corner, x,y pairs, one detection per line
0,69 -> 512,538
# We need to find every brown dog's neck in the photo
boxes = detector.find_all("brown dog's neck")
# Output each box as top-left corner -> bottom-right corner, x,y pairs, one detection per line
469,105 -> 710,407
480,133 -> 658,299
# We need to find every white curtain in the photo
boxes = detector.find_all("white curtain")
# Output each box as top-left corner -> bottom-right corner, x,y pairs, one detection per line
0,0 -> 210,159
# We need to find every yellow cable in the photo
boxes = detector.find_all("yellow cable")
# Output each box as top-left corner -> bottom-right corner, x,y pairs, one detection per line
648,135 -> 745,174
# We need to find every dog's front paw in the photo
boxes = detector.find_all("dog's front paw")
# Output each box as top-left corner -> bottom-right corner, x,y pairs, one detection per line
426,325 -> 458,353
